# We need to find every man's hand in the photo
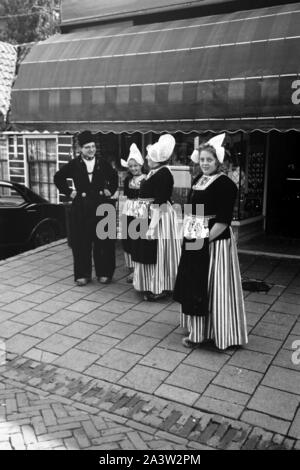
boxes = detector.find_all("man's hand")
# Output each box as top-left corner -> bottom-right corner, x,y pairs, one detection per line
103,189 -> 111,197
70,190 -> 77,200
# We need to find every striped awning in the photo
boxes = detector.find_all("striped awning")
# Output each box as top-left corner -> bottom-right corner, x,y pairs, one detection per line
60,0 -> 236,27
11,3 -> 300,133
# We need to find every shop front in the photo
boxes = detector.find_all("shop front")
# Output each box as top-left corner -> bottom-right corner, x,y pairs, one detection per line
9,1 -> 300,241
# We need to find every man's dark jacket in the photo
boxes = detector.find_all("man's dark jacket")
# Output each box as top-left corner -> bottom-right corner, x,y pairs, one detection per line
54,155 -> 118,202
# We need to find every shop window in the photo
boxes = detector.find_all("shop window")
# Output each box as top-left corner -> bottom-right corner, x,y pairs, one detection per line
0,138 -> 9,180
225,132 -> 266,220
170,133 -> 196,166
26,138 -> 58,203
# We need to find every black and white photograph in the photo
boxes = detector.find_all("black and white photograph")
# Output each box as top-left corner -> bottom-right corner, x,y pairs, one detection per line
0,0 -> 299,455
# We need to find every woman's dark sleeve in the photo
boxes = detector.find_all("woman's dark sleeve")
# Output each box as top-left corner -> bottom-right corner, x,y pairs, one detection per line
54,161 -> 73,197
123,175 -> 130,197
215,176 -> 237,225
153,168 -> 174,205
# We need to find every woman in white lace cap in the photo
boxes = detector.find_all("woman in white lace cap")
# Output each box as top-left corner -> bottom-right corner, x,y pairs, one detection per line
173,134 -> 248,349
131,134 -> 181,301
120,144 -> 146,283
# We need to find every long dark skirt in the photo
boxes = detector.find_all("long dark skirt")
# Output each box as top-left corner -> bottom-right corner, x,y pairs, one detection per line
179,230 -> 248,349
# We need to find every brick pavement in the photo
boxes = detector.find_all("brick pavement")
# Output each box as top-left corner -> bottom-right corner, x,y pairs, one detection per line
0,240 -> 299,450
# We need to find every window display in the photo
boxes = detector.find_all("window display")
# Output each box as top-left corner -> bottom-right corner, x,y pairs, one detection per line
225,133 -> 266,220
27,138 -> 57,203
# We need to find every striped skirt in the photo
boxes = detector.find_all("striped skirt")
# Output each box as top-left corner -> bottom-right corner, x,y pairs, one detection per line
180,229 -> 248,350
133,203 -> 181,294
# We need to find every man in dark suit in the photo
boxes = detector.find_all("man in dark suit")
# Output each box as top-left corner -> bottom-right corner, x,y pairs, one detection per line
54,131 -> 118,286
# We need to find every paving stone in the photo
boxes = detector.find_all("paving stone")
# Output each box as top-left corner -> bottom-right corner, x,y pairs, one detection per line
117,309 -> 154,326
83,291 -> 117,303
73,428 -> 90,448
203,384 -> 250,406
60,321 -> 100,339
273,349 -> 300,372
23,291 -> 57,304
154,384 -> 198,407
294,440 -> 300,450
241,410 -> 290,435
66,300 -> 100,314
166,302 -> 181,313
37,333 -> 81,354
64,437 -> 80,450
13,310 -> 50,326
51,291 -> 85,304
262,365 -> 300,395
34,300 -> 70,314
183,348 -> 229,372
21,424 -> 37,445
43,284 -> 74,294
0,310 -> 15,322
45,309 -> 84,326
248,385 -> 299,420
166,364 -> 215,394
76,335 -> 119,356
10,433 -> 26,450
101,283 -> 131,295
0,320 -> 27,339
251,321 -> 291,341
280,294 -> 300,305
24,321 -> 63,339
5,334 -> 42,355
81,420 -> 99,439
136,321 -> 176,340
24,349 -> 58,363
151,309 -> 179,326
246,293 -> 277,305
291,322 -> 300,335
245,334 -> 282,355
201,395 -> 245,420
116,333 -> 160,354
54,349 -> 98,372
213,366 -> 263,394
14,283 -> 44,294
245,301 -> 270,315
270,301 -> 300,316
85,364 -> 124,383
1,276 -> 30,287
0,291 -> 26,304
140,347 -> 186,372
79,310 -> 118,327
97,349 -> 142,372
282,335 -> 300,351
246,313 -> 263,327
41,408 -> 57,426
116,290 -> 144,304
99,321 -> 138,339
98,300 -> 135,314
228,349 -> 273,373
132,301 -> 167,314
263,311 -> 296,328
2,300 -> 37,315
288,409 -> 300,439
119,365 -> 168,393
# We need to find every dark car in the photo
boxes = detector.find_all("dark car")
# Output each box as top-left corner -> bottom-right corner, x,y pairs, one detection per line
0,180 -> 66,259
